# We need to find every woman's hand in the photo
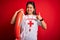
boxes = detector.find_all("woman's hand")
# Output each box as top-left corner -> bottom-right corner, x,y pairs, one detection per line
16,8 -> 24,14
36,12 -> 42,20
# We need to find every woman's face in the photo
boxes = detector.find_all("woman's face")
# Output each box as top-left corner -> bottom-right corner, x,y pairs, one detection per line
26,4 -> 34,15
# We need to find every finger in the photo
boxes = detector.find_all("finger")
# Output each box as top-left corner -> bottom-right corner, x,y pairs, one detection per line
39,12 -> 40,15
39,12 -> 42,18
16,8 -> 24,12
19,8 -> 24,11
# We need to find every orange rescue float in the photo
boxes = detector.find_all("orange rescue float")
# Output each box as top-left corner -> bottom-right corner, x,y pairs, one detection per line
15,11 -> 23,40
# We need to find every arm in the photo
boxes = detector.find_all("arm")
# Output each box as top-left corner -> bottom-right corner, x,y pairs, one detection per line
10,9 -> 24,24
11,12 -> 18,24
40,20 -> 47,30
37,12 -> 47,30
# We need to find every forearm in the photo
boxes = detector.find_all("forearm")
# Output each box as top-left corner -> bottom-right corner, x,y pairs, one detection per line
11,12 -> 17,24
40,20 -> 47,30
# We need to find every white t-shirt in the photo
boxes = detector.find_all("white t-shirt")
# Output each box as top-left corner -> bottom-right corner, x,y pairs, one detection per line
20,15 -> 41,40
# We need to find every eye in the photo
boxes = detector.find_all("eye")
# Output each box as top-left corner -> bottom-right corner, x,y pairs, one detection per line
27,6 -> 32,9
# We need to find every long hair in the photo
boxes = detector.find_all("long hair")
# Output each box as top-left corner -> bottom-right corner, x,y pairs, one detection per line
25,1 -> 36,15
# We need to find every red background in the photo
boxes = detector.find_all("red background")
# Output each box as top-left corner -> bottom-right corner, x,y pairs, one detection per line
0,0 -> 60,40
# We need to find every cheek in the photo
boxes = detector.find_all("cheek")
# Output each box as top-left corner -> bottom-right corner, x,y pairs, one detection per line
31,9 -> 34,12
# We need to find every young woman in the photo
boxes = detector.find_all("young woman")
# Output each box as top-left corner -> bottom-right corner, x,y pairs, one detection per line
11,1 -> 47,40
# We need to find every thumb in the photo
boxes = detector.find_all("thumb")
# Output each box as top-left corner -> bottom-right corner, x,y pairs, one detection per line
39,12 -> 41,16
39,12 -> 42,18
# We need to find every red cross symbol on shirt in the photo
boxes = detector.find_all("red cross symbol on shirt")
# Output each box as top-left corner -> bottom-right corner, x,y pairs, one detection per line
28,21 -> 34,27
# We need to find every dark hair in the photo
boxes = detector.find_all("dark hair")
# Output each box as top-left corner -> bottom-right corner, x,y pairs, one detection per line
25,1 -> 36,15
